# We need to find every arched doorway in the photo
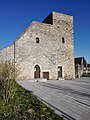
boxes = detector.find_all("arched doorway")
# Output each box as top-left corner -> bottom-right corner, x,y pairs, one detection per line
34,65 -> 40,78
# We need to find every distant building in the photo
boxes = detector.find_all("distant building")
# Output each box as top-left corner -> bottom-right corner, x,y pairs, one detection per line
75,57 -> 87,78
86,64 -> 90,74
0,12 -> 75,80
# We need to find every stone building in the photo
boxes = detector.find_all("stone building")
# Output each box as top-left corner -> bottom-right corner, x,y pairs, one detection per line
75,57 -> 87,78
0,11 -> 75,80
86,64 -> 90,74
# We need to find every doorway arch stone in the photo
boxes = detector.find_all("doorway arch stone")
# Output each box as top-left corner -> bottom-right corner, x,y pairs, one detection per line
34,65 -> 40,78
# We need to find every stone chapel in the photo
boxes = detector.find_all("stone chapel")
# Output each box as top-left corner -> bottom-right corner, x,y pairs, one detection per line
0,12 -> 75,80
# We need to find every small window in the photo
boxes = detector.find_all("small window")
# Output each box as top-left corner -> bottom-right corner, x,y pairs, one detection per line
66,28 -> 68,30
62,37 -> 65,43
36,37 -> 39,43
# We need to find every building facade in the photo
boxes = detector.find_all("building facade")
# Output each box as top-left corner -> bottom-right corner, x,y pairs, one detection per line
75,57 -> 87,78
0,12 -> 75,80
86,64 -> 90,74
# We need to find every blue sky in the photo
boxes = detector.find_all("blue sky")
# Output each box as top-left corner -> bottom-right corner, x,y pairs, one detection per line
0,0 -> 90,63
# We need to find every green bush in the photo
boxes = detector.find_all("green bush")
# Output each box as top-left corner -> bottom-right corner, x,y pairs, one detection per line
0,61 -> 17,103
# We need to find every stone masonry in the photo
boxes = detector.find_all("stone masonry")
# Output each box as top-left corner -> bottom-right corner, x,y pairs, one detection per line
0,12 -> 75,80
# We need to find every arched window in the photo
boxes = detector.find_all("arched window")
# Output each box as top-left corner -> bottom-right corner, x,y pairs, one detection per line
62,37 -> 65,43
36,37 -> 39,43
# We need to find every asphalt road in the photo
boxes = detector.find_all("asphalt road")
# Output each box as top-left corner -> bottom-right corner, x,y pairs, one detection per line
17,78 -> 90,120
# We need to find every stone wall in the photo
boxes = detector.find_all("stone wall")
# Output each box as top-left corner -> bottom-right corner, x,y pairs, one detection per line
52,12 -> 75,79
0,45 -> 14,62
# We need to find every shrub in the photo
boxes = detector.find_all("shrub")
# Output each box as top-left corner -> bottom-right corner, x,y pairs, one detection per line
0,61 -> 17,103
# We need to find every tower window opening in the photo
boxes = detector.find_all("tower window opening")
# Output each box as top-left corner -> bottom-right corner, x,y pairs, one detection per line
36,37 -> 39,43
62,37 -> 65,43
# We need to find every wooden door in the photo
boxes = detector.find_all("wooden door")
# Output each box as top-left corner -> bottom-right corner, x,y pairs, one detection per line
34,65 -> 40,78
43,72 -> 49,80
58,66 -> 62,78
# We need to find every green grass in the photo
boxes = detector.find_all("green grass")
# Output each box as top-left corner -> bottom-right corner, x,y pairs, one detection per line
0,82 -> 63,120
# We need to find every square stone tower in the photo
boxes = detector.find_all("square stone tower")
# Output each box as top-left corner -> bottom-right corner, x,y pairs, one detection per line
42,12 -> 75,79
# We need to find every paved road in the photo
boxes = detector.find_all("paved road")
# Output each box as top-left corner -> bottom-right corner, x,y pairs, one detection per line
17,78 -> 90,120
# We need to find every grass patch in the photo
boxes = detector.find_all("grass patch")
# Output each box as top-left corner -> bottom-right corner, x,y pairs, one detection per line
0,82 -> 63,120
